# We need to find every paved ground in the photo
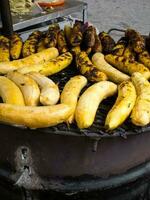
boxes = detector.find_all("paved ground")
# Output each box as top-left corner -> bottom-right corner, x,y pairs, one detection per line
81,0 -> 150,36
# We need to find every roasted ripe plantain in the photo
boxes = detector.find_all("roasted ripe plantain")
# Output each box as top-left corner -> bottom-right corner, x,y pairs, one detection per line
112,37 -> 127,56
37,37 -> 46,53
83,26 -> 96,48
0,47 -> 59,74
44,24 -> 60,48
92,33 -> 102,53
64,25 -> 72,45
123,45 -> 135,61
39,52 -> 73,76
125,29 -> 145,53
76,51 -> 107,82
10,33 -> 23,60
105,54 -> 150,79
22,31 -> 42,57
138,50 -> 150,69
0,35 -> 10,62
57,30 -> 68,54
99,32 -> 115,54
70,21 -> 83,47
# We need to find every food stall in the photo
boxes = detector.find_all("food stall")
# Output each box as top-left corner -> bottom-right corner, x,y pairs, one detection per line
0,0 -> 150,199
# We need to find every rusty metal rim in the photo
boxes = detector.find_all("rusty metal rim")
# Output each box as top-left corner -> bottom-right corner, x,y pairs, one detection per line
1,160 -> 150,193
39,160 -> 150,193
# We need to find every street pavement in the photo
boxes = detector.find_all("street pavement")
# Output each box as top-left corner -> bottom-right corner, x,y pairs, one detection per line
81,0 -> 150,36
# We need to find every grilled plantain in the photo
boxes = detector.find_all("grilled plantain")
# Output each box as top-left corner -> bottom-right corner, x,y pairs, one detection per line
112,37 -> 127,56
92,33 -> 102,53
10,33 -> 23,60
123,45 -> 135,61
44,24 -> 60,48
105,54 -> 150,79
83,26 -> 96,48
0,47 -> 59,74
0,76 -> 25,105
28,72 -> 60,106
138,50 -> 150,69
39,52 -> 73,76
99,32 -> 115,54
64,25 -> 72,45
57,30 -> 68,54
0,35 -> 10,62
18,52 -> 72,76
22,31 -> 42,57
105,81 -> 136,131
61,75 -> 88,123
125,29 -> 145,53
76,51 -> 107,82
92,52 -> 130,84
7,71 -> 40,106
0,103 -> 72,129
70,21 -> 83,47
37,37 -> 46,53
75,81 -> 117,129
131,72 -> 150,126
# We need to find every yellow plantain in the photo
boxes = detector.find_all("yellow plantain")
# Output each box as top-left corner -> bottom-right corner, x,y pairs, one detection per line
105,81 -> 136,131
131,72 -> 150,126
0,47 -> 59,74
61,75 -> 88,123
0,35 -> 10,62
0,76 -> 25,105
39,52 -> 73,76
138,51 -> 150,69
28,72 -> 60,106
92,52 -> 130,84
75,81 -> 117,129
7,71 -> 40,106
0,103 -> 72,129
10,33 -> 23,60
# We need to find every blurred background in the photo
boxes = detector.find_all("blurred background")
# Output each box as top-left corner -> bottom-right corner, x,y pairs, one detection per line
81,0 -> 150,35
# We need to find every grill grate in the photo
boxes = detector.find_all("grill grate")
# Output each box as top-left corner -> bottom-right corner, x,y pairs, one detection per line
35,65 -> 150,138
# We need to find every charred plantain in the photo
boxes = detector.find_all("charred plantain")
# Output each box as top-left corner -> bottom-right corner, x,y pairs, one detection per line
44,24 -> 60,48
83,26 -> 96,48
112,37 -> 127,56
22,31 -> 42,57
76,51 -> 107,82
138,50 -> 150,69
0,35 -> 10,62
105,54 -> 150,79
57,30 -> 68,54
70,21 -> 83,47
99,32 -> 115,54
10,33 -> 23,60
37,38 -> 46,52
125,29 -> 145,53
123,45 -> 135,61
64,25 -> 72,45
92,33 -> 102,53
